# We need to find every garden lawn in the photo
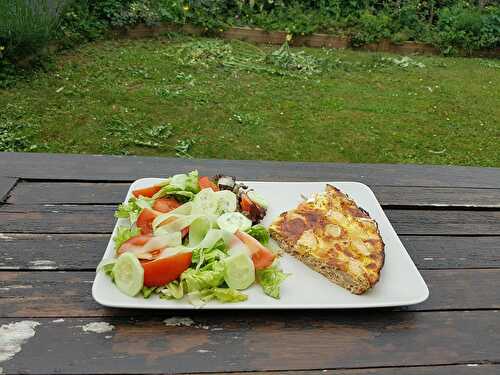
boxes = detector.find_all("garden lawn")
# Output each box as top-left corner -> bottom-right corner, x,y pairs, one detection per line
1,36 -> 499,166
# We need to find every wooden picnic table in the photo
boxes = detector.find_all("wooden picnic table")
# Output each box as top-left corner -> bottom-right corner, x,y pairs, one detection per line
0,152 -> 499,375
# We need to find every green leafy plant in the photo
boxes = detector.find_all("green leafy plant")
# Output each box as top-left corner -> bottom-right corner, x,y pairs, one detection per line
0,119 -> 43,152
0,0 -> 64,60
266,41 -> 321,75
350,10 -> 393,47
435,3 -> 500,55
175,137 -> 196,158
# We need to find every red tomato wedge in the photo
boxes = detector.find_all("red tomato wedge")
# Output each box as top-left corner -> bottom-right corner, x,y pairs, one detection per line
199,176 -> 219,191
136,208 -> 159,235
137,207 -> 189,238
132,185 -> 161,198
234,230 -> 275,269
152,198 -> 181,213
117,234 -> 152,255
142,252 -> 192,287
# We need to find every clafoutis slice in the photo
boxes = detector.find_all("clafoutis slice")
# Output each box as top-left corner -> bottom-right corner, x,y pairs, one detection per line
269,185 -> 385,294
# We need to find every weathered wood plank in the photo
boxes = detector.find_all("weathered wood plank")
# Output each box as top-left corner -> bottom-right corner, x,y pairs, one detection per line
1,234 -> 498,270
0,312 -> 499,374
7,182 -> 130,204
1,206 -> 498,235
1,152 -> 499,188
0,177 -> 17,203
0,269 -> 498,317
401,236 -> 500,269
386,209 -> 500,235
7,182 -> 500,208
217,366 -> 500,375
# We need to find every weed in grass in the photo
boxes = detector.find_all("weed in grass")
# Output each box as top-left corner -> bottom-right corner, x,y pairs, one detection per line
155,86 -> 184,99
0,119 -> 43,152
175,39 -> 321,78
175,71 -> 194,84
103,117 -> 175,151
380,56 -> 426,68
366,54 -> 426,69
145,122 -> 174,139
128,66 -> 152,79
266,42 -> 321,76
175,138 -> 196,158
480,60 -> 500,69
231,113 -> 263,131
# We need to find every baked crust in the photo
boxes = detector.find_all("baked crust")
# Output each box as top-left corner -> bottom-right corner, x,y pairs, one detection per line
269,184 -> 385,294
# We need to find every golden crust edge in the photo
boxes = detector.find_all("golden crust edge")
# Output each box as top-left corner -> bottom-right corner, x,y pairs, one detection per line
269,229 -> 373,295
268,186 -> 387,294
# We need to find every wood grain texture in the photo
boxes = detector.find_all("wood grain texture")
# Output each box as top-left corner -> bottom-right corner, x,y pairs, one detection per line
0,312 -> 499,374
214,366 -> 499,375
1,205 -> 498,235
1,152 -> 499,188
7,182 -> 500,208
0,176 -> 17,202
0,234 -> 498,271
7,182 -> 130,204
0,269 -> 498,317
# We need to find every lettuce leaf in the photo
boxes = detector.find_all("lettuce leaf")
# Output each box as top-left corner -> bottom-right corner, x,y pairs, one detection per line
201,288 -> 248,303
141,286 -> 157,299
185,170 -> 200,193
113,226 -> 141,252
212,288 -> 247,302
97,259 -> 116,282
181,261 -> 225,293
115,197 -> 154,223
191,239 -> 228,269
158,280 -> 185,300
256,264 -> 289,299
245,224 -> 270,246
187,287 -> 247,305
153,170 -> 199,201
153,184 -> 195,203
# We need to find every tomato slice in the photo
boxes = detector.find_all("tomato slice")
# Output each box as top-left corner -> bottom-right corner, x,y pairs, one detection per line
152,198 -> 181,213
199,176 -> 219,191
240,193 -> 253,212
132,185 -> 161,198
250,248 -> 276,270
142,252 -> 192,287
117,234 -> 152,255
234,230 -> 275,269
136,208 -> 159,235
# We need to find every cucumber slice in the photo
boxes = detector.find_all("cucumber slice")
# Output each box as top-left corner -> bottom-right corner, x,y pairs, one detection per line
192,188 -> 218,215
189,216 -> 211,247
217,212 -> 252,234
224,252 -> 255,290
113,253 -> 144,297
247,190 -> 268,208
215,190 -> 237,214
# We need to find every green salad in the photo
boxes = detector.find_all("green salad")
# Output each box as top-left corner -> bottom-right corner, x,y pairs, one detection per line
98,171 -> 289,305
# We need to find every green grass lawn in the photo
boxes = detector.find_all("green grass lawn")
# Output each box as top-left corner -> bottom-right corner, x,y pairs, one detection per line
1,35 -> 499,166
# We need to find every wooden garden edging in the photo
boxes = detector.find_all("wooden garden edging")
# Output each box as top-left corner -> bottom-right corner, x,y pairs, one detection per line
116,23 -> 500,58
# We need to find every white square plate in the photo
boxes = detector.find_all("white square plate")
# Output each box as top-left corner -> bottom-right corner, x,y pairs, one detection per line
92,179 -> 429,309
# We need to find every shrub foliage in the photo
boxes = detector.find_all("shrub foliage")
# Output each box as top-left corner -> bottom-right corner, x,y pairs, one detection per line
0,0 -> 499,82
